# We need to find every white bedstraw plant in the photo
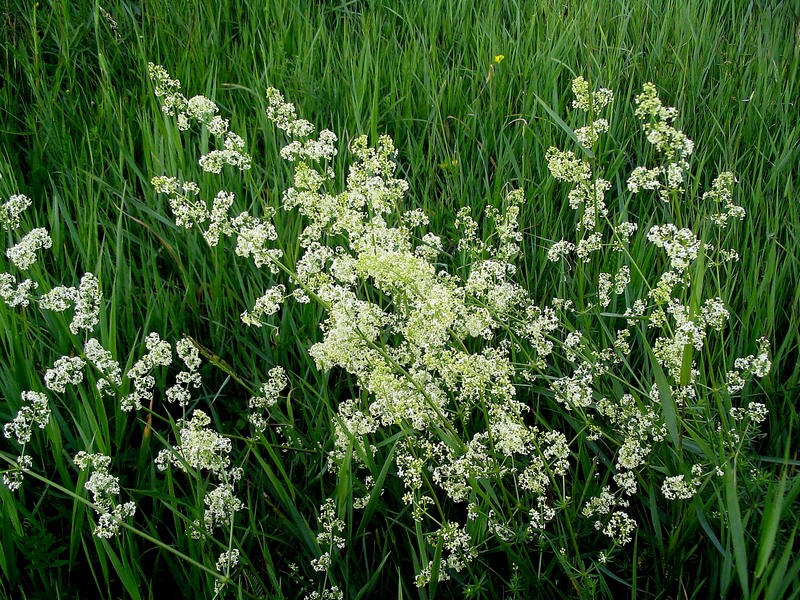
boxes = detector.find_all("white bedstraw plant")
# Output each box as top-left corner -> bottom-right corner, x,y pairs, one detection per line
147,66 -> 771,592
1,172 -> 109,498
74,452 -> 137,538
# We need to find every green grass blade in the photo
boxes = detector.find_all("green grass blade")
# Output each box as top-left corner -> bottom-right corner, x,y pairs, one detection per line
755,467 -> 788,578
725,467 -> 750,599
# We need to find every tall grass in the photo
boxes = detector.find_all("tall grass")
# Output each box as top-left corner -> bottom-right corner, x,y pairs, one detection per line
0,0 -> 798,598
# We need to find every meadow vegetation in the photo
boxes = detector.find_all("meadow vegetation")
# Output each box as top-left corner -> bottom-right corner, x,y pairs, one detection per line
0,1 -> 799,598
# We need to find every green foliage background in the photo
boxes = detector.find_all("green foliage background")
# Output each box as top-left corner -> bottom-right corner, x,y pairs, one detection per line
0,0 -> 798,598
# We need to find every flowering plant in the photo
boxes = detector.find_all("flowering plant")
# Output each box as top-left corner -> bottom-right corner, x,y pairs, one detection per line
0,64 -> 775,598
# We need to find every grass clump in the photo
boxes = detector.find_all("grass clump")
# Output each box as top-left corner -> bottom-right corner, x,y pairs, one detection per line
1,1 -> 798,599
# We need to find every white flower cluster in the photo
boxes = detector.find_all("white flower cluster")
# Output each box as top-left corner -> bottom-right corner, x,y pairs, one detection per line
0,182 -> 115,502
155,410 -> 230,474
265,87 -> 316,137
431,433 -> 506,503
487,189 -> 525,262
601,511 -> 637,545
155,410 -> 244,536
547,239 -> 575,262
3,391 -> 50,447
231,212 -> 282,270
627,166 -> 662,194
454,207 -> 484,255
575,119 -> 609,149
0,273 -> 37,307
662,472 -> 701,500
730,402 -> 769,424
546,147 -> 590,183
651,297 -> 730,383
614,221 -> 638,241
571,77 -> 613,149
148,63 -> 184,115
547,81 -> 615,232
44,355 -> 86,393
150,177 -> 205,229
584,392 -> 666,508
6,227 -> 51,270
552,362 -> 595,410
304,587 -> 343,600
205,190 -> 237,246
555,155 -> 610,232
37,273 -> 103,335
0,189 -> 45,308
267,88 -> 584,550
528,495 -> 557,532
415,522 -> 478,587
632,82 -> 694,199
704,172 -> 745,227
202,479 -> 244,531
121,332 -> 172,411
0,193 -> 32,230
647,224 -> 700,271
198,139 -> 251,173
571,76 -> 614,113
76,452 -> 118,504
72,273 -> 103,335
148,63 -> 251,172
212,548 -> 241,595
165,338 -> 202,408
74,452 -> 136,538
151,175 -> 284,273
649,270 -> 682,304
3,391 -> 50,491
466,259 -> 523,314
248,366 -> 288,432
311,499 -> 345,573
84,338 -> 122,396
215,548 -> 239,572
38,285 -> 74,311
280,129 -> 338,162
726,337 -> 771,394
241,285 -> 285,327
582,486 -> 621,519
2,454 -> 33,492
